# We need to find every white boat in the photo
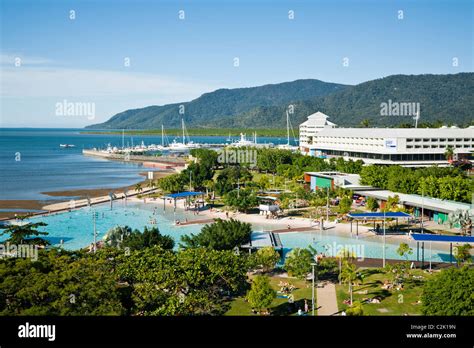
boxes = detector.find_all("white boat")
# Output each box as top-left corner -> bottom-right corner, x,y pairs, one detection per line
277,110 -> 299,151
60,144 -> 75,148
165,118 -> 202,151
232,133 -> 256,147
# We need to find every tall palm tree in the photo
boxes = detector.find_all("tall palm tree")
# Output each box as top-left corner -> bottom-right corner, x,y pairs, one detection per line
339,261 -> 363,305
360,119 -> 370,128
135,183 -> 142,194
336,247 -> 356,284
0,217 -> 49,245
444,145 -> 454,162
148,179 -> 155,190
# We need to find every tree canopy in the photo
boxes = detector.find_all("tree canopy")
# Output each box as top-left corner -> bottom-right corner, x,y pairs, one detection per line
180,218 -> 252,250
421,266 -> 474,316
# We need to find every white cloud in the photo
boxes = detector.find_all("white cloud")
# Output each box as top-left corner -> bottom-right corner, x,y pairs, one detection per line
0,54 -> 218,126
1,66 -> 215,101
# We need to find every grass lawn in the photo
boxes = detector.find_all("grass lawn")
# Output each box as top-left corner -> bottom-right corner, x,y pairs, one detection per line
226,274 -> 315,316
336,268 -> 434,316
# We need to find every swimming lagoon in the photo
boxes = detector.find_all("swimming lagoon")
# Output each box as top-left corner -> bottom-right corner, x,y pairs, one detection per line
17,201 -> 451,263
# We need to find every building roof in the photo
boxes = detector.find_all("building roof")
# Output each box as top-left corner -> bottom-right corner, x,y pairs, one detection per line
164,191 -> 205,199
314,127 -> 474,138
305,171 -> 372,190
348,212 -> 412,219
411,233 -> 474,243
300,111 -> 337,127
355,189 -> 471,214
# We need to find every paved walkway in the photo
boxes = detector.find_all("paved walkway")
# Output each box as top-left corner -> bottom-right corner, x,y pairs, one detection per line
317,282 -> 339,316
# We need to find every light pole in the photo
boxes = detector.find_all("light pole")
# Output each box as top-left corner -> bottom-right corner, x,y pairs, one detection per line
421,187 -> 424,234
382,209 -> 386,268
326,187 -> 329,222
92,211 -> 98,252
311,262 -> 317,316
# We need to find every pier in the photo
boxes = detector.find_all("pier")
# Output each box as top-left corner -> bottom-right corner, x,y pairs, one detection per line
82,149 -> 186,168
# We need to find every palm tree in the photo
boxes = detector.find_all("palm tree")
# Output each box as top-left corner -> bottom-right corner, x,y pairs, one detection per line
339,261 -> 363,305
444,145 -> 454,162
360,119 -> 370,128
135,183 -> 142,194
0,217 -> 49,245
148,179 -> 155,190
336,247 -> 356,284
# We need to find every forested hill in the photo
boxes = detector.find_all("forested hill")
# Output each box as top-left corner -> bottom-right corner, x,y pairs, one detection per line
86,79 -> 348,129
86,73 -> 474,129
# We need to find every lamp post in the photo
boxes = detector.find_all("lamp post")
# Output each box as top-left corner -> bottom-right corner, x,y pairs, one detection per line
421,187 -> 424,234
92,211 -> 98,253
383,210 -> 386,268
189,170 -> 193,192
311,257 -> 317,317
326,187 -> 329,223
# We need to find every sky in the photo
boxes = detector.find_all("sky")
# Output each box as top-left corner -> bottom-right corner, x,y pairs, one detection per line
0,0 -> 472,127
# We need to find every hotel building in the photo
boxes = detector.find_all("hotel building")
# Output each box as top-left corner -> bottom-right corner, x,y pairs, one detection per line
299,111 -> 337,147
299,112 -> 474,167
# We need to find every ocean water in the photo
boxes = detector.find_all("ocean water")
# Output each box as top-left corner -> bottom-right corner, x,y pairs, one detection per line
0,128 -> 291,200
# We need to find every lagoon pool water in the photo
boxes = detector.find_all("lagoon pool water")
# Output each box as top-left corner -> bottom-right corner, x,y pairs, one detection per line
278,231 -> 451,263
25,201 -> 203,249
15,202 -> 452,263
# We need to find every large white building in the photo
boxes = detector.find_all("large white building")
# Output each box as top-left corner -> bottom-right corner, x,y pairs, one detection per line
299,111 -> 337,147
299,112 -> 474,167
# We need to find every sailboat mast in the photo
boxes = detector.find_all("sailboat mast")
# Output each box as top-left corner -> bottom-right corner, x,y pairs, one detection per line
122,129 -> 125,149
286,111 -> 290,146
161,125 -> 164,147
182,118 -> 185,144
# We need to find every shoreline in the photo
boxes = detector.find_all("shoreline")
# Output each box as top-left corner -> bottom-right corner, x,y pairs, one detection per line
0,170 -> 175,220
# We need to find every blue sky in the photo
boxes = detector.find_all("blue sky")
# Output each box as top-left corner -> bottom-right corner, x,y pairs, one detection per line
1,0 -> 472,127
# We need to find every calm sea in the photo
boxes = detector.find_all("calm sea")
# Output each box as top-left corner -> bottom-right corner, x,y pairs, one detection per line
0,128 -> 291,200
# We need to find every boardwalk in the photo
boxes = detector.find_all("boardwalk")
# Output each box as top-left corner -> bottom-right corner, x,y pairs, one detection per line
271,226 -> 319,233
317,282 -> 339,316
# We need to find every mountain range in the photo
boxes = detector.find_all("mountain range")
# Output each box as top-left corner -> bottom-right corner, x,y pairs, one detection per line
86,73 -> 474,129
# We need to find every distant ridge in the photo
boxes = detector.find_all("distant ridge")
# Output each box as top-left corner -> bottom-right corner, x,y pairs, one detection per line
86,73 -> 474,129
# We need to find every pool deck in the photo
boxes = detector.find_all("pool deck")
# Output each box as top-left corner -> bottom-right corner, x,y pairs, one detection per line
271,226 -> 320,233
40,187 -> 158,212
